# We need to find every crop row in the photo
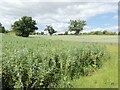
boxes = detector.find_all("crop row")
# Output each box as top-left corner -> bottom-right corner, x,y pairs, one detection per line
2,35 -> 109,89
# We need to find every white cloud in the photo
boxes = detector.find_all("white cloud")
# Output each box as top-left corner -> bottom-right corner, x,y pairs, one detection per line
109,26 -> 118,32
113,15 -> 118,19
0,1 -> 118,33
1,0 -> 119,2
83,25 -> 118,33
51,23 -> 69,33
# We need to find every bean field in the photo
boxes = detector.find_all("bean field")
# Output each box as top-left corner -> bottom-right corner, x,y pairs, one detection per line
1,34 -> 118,89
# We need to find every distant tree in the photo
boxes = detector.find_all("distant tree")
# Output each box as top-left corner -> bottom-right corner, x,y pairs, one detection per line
5,30 -> 9,33
41,32 -> 44,35
30,31 -> 36,35
68,20 -> 86,35
12,16 -> 38,37
110,32 -> 117,35
0,23 -> 5,33
103,30 -> 109,35
64,31 -> 68,35
58,33 -> 64,35
36,32 -> 40,35
118,32 -> 120,35
103,30 -> 117,35
81,30 -> 117,35
90,31 -> 94,35
94,31 -> 103,35
44,25 -> 57,35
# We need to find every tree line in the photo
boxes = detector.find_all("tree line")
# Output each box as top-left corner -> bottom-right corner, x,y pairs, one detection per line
0,16 -> 119,37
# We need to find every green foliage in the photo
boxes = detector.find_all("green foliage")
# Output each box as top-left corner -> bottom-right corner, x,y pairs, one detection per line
12,16 -> 38,37
0,23 -> 5,33
71,44 -> 118,88
94,31 -> 103,35
44,25 -> 57,35
118,32 -> 120,35
82,30 -> 117,35
103,30 -> 109,35
102,30 -> 117,35
64,31 -> 68,35
2,35 -> 109,89
68,20 -> 86,35
41,32 -> 44,35
29,31 -> 36,35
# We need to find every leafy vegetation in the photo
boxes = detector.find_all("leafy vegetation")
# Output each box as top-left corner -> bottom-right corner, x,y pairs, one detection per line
2,34 -> 109,89
64,31 -> 68,35
35,35 -> 118,44
0,23 -> 5,33
44,25 -> 57,35
71,44 -> 118,88
12,16 -> 38,37
68,20 -> 86,35
3,16 -> 118,36
118,32 -> 120,35
82,30 -> 117,35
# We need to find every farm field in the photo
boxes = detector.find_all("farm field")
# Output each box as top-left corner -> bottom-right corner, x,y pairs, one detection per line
30,35 -> 118,44
71,44 -> 118,88
1,34 -> 118,88
0,1 -> 119,89
31,35 -> 119,88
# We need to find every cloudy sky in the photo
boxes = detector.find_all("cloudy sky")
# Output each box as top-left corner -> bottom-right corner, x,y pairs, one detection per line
0,0 -> 119,33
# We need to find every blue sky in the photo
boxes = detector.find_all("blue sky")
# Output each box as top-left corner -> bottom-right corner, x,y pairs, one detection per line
0,0 -> 118,33
87,13 -> 117,27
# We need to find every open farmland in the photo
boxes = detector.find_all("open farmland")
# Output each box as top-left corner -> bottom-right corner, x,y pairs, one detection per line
30,35 -> 118,44
0,1 -> 118,89
1,34 -> 118,88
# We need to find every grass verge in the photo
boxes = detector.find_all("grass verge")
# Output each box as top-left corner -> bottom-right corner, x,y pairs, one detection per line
71,44 -> 118,88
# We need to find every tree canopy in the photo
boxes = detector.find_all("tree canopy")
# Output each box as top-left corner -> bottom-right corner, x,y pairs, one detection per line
12,16 -> 38,37
44,25 -> 57,35
118,32 -> 120,35
0,23 -> 5,33
68,20 -> 86,35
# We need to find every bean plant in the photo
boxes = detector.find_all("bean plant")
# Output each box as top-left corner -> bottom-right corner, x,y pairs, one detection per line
2,35 -> 109,89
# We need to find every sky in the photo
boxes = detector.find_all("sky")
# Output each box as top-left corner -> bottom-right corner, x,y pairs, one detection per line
0,0 -> 119,34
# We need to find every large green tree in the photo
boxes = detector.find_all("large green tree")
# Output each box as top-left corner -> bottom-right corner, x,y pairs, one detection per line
68,20 -> 86,35
12,16 -> 38,37
44,25 -> 56,35
0,23 -> 5,33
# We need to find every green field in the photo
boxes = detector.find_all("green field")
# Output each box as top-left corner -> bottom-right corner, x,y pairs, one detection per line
31,35 -> 118,88
71,44 -> 118,88
30,35 -> 118,44
1,34 -> 118,88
